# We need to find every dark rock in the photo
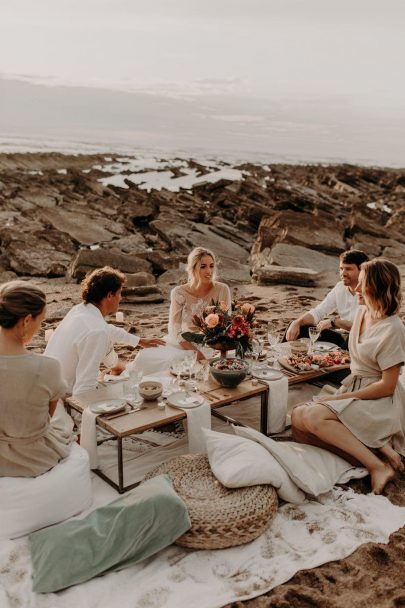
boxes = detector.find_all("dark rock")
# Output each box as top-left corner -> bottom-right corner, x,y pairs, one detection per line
67,249 -> 152,281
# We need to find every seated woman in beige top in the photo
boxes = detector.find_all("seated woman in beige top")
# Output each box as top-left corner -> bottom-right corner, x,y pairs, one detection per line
0,281 -> 73,477
131,247 -> 231,375
292,259 -> 405,495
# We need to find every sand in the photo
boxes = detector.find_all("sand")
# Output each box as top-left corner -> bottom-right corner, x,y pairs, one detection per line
21,277 -> 405,607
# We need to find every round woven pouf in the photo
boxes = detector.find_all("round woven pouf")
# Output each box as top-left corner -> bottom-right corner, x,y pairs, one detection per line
144,454 -> 278,550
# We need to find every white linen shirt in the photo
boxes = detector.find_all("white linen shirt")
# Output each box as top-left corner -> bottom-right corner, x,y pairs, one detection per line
308,281 -> 358,325
44,303 -> 139,395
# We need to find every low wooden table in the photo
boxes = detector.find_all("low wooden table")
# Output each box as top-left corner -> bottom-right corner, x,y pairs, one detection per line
66,378 -> 269,493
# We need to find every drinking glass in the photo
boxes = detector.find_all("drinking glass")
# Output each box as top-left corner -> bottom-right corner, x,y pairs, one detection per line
171,360 -> 184,390
125,369 -> 144,406
308,326 -> 321,354
250,338 -> 264,374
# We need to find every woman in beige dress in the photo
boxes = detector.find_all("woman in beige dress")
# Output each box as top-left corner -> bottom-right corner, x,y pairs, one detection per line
292,259 -> 405,494
131,247 -> 231,374
0,281 -> 72,477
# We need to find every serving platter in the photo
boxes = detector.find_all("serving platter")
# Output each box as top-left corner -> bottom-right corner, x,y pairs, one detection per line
278,351 -> 350,374
312,341 -> 336,352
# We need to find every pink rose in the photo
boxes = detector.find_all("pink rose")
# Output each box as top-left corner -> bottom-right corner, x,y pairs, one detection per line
241,303 -> 255,314
205,313 -> 219,328
219,301 -> 229,312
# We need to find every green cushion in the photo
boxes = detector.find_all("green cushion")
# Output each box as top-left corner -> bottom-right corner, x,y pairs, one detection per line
30,475 -> 191,593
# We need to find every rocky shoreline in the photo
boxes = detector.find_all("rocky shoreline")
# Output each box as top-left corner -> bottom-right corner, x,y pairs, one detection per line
1,152 -> 405,606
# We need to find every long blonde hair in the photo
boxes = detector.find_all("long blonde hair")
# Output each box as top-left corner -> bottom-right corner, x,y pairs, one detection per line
361,258 -> 402,319
0,281 -> 46,328
186,247 -> 217,286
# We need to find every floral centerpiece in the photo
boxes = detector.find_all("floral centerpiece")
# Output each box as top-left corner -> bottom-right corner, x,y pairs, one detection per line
181,298 -> 255,358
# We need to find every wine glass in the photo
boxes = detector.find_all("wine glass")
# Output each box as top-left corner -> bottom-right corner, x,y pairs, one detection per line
267,322 -> 280,365
125,369 -> 144,406
171,360 -> 184,390
308,326 -> 320,354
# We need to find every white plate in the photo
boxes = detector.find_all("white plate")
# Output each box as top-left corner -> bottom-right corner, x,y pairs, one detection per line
101,369 -> 130,384
166,392 -> 205,409
90,399 -> 127,415
252,368 -> 284,381
313,341 -> 336,352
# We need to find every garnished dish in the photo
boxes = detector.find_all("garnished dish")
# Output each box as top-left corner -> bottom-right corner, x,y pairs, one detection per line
283,351 -> 351,372
212,358 -> 247,371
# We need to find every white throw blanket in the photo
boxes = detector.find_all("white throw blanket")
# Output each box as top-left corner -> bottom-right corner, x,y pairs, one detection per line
1,476 -> 404,608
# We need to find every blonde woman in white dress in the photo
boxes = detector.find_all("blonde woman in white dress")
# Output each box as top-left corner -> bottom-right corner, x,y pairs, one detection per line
131,247 -> 231,375
292,258 -> 405,495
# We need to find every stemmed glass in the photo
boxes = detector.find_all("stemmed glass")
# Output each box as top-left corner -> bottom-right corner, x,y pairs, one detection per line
171,360 -> 184,391
125,369 -> 144,407
308,326 -> 321,354
267,322 -> 280,366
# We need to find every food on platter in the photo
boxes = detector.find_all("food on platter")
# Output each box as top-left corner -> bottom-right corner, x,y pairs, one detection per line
286,351 -> 350,371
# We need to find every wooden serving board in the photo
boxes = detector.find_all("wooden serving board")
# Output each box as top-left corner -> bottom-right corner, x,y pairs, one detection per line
278,357 -> 349,375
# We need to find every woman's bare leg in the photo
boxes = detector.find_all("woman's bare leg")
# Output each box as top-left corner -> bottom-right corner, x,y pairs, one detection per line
378,441 -> 404,472
295,403 -> 395,494
291,426 -> 363,467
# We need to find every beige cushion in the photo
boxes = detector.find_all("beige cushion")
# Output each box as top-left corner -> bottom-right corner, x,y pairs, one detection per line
234,426 -> 367,496
204,428 -> 305,504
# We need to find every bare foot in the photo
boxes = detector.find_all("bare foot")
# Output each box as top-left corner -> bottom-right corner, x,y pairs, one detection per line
370,462 -> 395,495
378,444 -> 405,473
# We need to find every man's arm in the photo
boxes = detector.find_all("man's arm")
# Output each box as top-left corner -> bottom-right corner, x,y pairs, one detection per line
107,325 -> 165,349
286,285 -> 339,341
317,317 -> 352,332
286,312 -> 316,341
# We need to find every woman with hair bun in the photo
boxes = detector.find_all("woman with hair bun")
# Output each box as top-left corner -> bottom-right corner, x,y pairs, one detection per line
131,247 -> 231,374
292,259 -> 405,494
0,281 -> 73,477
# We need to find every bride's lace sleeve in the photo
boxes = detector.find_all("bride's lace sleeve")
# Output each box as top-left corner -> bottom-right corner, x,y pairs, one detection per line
219,283 -> 232,311
168,287 -> 186,343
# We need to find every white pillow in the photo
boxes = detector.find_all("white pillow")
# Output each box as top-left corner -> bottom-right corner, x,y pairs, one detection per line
204,428 -> 305,504
234,426 -> 367,496
0,443 -> 92,539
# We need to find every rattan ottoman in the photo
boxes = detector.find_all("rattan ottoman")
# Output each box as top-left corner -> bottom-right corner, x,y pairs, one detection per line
144,454 -> 278,550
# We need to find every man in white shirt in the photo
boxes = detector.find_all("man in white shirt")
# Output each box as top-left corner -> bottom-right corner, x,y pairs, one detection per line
286,249 -> 369,347
45,266 -> 164,395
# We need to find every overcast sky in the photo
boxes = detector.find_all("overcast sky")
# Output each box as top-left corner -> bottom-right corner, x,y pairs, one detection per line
1,0 -> 404,163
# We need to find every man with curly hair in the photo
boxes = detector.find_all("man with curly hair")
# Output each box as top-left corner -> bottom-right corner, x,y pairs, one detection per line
45,266 -> 164,395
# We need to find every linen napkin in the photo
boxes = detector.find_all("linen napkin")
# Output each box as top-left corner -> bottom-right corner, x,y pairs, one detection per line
265,375 -> 289,434
80,406 -> 99,469
185,403 -> 211,453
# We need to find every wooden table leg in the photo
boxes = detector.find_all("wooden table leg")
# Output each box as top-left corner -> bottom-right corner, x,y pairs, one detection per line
117,437 -> 124,493
260,388 -> 269,435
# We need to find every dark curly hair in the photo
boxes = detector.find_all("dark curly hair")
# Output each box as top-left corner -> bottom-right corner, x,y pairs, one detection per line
340,249 -> 369,268
81,266 -> 126,305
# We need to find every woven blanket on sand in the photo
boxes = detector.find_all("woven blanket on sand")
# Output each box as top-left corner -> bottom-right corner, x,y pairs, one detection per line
1,476 -> 405,608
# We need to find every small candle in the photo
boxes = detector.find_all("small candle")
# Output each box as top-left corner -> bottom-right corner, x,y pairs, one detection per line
44,329 -> 54,343
115,312 -> 124,322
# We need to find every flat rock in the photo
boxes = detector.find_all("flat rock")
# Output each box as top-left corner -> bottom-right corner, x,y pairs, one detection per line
67,249 -> 152,281
157,269 -> 187,286
254,243 -> 338,274
38,208 -> 117,245
253,265 -> 323,287
125,272 -> 156,287
254,210 -> 345,256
